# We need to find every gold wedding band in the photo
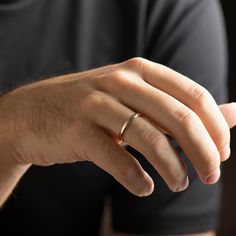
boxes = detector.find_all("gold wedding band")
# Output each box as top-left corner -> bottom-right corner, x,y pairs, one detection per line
119,113 -> 141,142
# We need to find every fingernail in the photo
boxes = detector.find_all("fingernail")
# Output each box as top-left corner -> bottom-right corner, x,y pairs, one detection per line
172,176 -> 189,192
220,145 -> 231,161
204,168 -> 221,184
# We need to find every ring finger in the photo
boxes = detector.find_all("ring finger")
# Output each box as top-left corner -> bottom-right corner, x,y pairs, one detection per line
91,91 -> 189,192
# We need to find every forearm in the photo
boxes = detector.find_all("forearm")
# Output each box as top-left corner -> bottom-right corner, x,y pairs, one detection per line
0,92 -> 31,207
0,153 -> 30,208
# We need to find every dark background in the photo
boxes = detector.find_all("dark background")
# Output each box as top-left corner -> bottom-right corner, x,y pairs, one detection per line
218,1 -> 236,235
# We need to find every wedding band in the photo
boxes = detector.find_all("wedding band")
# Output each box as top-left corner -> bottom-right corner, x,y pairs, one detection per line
119,113 -> 141,142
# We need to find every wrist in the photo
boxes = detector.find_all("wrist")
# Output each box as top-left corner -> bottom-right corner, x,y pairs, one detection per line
0,93 -> 31,205
0,134 -> 31,179
0,153 -> 31,176
0,146 -> 31,207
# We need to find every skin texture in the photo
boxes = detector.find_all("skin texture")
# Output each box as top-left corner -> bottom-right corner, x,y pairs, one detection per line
0,57 -> 236,208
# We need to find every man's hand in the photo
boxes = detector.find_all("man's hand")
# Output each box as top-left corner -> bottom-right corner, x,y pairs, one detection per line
1,57 -> 236,198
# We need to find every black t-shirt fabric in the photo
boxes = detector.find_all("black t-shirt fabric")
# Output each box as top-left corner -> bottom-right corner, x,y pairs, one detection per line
0,0 -> 227,235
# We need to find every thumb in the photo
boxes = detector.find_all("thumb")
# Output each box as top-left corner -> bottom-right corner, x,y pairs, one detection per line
219,102 -> 236,129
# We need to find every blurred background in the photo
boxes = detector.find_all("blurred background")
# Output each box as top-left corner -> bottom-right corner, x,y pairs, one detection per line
218,1 -> 236,236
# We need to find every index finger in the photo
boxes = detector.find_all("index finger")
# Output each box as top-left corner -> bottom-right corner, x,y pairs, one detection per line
124,58 -> 230,161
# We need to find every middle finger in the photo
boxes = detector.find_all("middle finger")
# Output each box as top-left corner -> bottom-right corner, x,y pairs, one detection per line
95,71 -> 221,184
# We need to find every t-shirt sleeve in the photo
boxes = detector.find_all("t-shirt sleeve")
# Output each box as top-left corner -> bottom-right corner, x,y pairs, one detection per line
145,0 -> 228,103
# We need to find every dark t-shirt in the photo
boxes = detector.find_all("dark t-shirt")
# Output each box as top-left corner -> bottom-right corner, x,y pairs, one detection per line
0,0 -> 227,235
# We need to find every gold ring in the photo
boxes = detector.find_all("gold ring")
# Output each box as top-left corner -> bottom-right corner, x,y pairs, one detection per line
119,113 -> 141,142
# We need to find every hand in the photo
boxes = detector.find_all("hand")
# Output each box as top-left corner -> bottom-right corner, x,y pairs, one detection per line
1,58 -> 235,197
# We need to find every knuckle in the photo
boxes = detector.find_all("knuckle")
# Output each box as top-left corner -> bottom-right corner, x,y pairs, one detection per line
214,126 -> 230,151
181,112 -> 198,130
201,154 -> 220,175
91,73 -> 108,89
119,164 -> 135,182
220,128 -> 230,148
111,70 -> 129,84
124,57 -> 147,71
192,85 -> 212,108
85,91 -> 109,111
143,129 -> 166,152
118,164 -> 147,195
99,70 -> 129,92
173,108 -> 199,130
115,158 -> 137,183
192,85 -> 230,149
